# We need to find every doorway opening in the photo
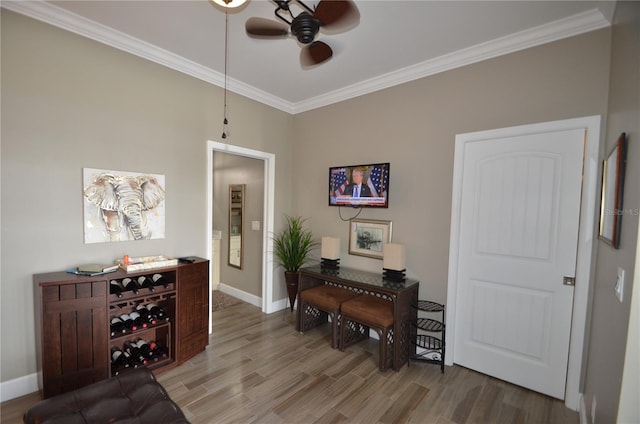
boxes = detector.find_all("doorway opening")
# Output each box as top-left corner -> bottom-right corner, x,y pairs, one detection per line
207,141 -> 276,334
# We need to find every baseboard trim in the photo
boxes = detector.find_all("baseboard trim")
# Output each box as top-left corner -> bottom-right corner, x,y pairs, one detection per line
217,283 -> 261,308
579,393 -> 590,424
0,372 -> 39,402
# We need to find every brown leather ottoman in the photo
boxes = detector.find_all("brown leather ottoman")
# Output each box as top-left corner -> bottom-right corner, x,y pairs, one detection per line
299,284 -> 360,348
24,367 -> 188,424
340,295 -> 394,371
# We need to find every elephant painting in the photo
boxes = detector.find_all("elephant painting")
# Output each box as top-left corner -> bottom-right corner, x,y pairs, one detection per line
83,169 -> 166,243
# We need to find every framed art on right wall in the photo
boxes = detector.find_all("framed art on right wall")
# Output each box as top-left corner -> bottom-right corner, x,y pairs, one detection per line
599,132 -> 628,248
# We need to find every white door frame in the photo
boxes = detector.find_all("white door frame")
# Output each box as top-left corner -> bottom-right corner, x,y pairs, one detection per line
206,141 -> 277,334
445,116 -> 601,410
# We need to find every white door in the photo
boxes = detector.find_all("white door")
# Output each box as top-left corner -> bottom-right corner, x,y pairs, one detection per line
453,127 -> 585,399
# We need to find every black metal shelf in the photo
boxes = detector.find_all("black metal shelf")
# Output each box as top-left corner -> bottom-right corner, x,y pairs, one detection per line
414,318 -> 444,332
411,299 -> 445,373
415,300 -> 444,312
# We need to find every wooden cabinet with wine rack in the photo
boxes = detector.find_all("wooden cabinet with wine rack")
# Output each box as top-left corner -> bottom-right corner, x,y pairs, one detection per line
34,258 -> 209,398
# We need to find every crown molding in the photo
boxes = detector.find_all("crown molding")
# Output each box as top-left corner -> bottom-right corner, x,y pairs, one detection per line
1,0 -> 296,114
3,2 -> 609,115
293,8 -> 610,113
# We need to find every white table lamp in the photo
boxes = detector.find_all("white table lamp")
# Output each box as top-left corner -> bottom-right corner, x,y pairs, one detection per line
321,237 -> 341,268
383,243 -> 406,280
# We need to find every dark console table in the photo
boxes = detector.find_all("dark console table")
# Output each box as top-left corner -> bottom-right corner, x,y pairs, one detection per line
297,265 -> 419,371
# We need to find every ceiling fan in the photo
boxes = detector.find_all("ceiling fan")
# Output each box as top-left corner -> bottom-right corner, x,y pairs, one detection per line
245,0 -> 360,67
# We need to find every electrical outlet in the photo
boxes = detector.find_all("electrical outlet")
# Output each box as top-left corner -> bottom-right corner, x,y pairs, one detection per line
615,268 -> 625,303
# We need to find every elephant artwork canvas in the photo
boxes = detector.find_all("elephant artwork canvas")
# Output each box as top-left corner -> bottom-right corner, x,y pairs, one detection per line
83,168 -> 166,243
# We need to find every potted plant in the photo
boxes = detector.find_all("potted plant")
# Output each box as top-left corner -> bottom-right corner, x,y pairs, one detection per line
273,215 -> 318,311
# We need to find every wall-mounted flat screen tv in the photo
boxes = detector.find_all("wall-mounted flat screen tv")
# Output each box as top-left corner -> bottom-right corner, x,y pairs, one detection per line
328,163 -> 390,208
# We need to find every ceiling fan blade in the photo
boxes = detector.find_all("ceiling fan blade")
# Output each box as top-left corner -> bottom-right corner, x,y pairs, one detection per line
245,17 -> 289,37
300,41 -> 333,67
313,0 -> 359,32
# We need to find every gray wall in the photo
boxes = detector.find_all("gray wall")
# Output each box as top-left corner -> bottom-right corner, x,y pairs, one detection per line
583,3 -> 640,423
293,29 -> 611,305
1,10 -> 293,384
213,152 -> 264,296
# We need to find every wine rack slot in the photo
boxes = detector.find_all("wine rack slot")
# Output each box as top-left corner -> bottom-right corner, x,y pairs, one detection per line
108,271 -> 176,302
35,259 -> 209,398
110,325 -> 172,376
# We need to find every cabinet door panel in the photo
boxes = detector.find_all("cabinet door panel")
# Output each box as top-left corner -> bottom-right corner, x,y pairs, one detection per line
39,281 -> 108,398
176,261 -> 209,362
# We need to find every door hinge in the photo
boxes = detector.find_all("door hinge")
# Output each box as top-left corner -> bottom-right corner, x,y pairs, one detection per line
563,276 -> 576,286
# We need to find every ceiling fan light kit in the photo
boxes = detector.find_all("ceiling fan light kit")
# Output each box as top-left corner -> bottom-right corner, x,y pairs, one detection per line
245,0 -> 359,66
211,0 -> 248,8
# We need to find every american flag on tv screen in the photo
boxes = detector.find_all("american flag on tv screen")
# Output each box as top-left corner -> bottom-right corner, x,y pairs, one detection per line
366,165 -> 384,197
331,168 -> 349,196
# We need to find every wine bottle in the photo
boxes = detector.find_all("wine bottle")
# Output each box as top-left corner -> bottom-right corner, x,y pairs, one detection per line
152,273 -> 170,288
111,346 -> 128,368
110,316 -> 126,336
134,338 -> 155,359
135,303 -> 156,326
129,311 -> 147,329
147,340 -> 160,361
152,343 -> 168,359
137,276 -> 155,292
119,313 -> 137,332
124,340 -> 147,365
146,302 -> 168,321
121,278 -> 140,294
110,280 -> 124,298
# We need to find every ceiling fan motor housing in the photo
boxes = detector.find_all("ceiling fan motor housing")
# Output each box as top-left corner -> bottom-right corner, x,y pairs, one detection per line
291,12 -> 320,44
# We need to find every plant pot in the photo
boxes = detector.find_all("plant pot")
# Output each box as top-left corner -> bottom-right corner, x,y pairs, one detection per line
284,271 -> 299,311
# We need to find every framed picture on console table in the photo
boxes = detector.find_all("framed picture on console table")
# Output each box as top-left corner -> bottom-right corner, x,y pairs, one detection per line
349,218 -> 392,259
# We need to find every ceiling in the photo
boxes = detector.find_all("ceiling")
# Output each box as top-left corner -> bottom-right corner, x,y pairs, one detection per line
3,1 -> 614,113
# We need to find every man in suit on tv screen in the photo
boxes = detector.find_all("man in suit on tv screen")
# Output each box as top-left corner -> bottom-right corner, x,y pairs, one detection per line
344,168 -> 371,198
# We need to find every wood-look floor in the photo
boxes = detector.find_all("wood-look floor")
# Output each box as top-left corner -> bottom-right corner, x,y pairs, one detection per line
1,301 -> 579,424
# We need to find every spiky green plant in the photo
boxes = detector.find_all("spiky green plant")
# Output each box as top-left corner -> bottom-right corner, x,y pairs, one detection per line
273,215 -> 318,272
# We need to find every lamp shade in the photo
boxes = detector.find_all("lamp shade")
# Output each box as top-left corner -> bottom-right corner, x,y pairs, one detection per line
321,237 -> 341,260
383,243 -> 406,271
211,0 -> 247,8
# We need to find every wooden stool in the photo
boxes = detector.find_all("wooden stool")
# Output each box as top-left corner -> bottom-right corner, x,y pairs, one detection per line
299,285 -> 359,348
340,295 -> 394,371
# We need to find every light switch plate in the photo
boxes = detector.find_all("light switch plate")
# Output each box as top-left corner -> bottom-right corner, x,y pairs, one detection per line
615,267 -> 625,303
251,220 -> 260,231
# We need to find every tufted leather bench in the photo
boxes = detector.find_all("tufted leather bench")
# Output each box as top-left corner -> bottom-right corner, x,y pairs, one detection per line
24,367 -> 188,424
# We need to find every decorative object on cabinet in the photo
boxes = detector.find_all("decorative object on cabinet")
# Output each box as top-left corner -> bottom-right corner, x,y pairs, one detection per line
116,255 -> 178,272
411,300 -> 445,373
273,215 -> 318,311
229,184 -> 245,269
320,236 -> 341,269
348,219 -> 391,259
83,168 -> 166,243
599,132 -> 628,249
34,258 -> 209,398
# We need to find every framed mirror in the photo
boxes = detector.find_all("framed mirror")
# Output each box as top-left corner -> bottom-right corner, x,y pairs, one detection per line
229,184 -> 245,268
599,133 -> 628,249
